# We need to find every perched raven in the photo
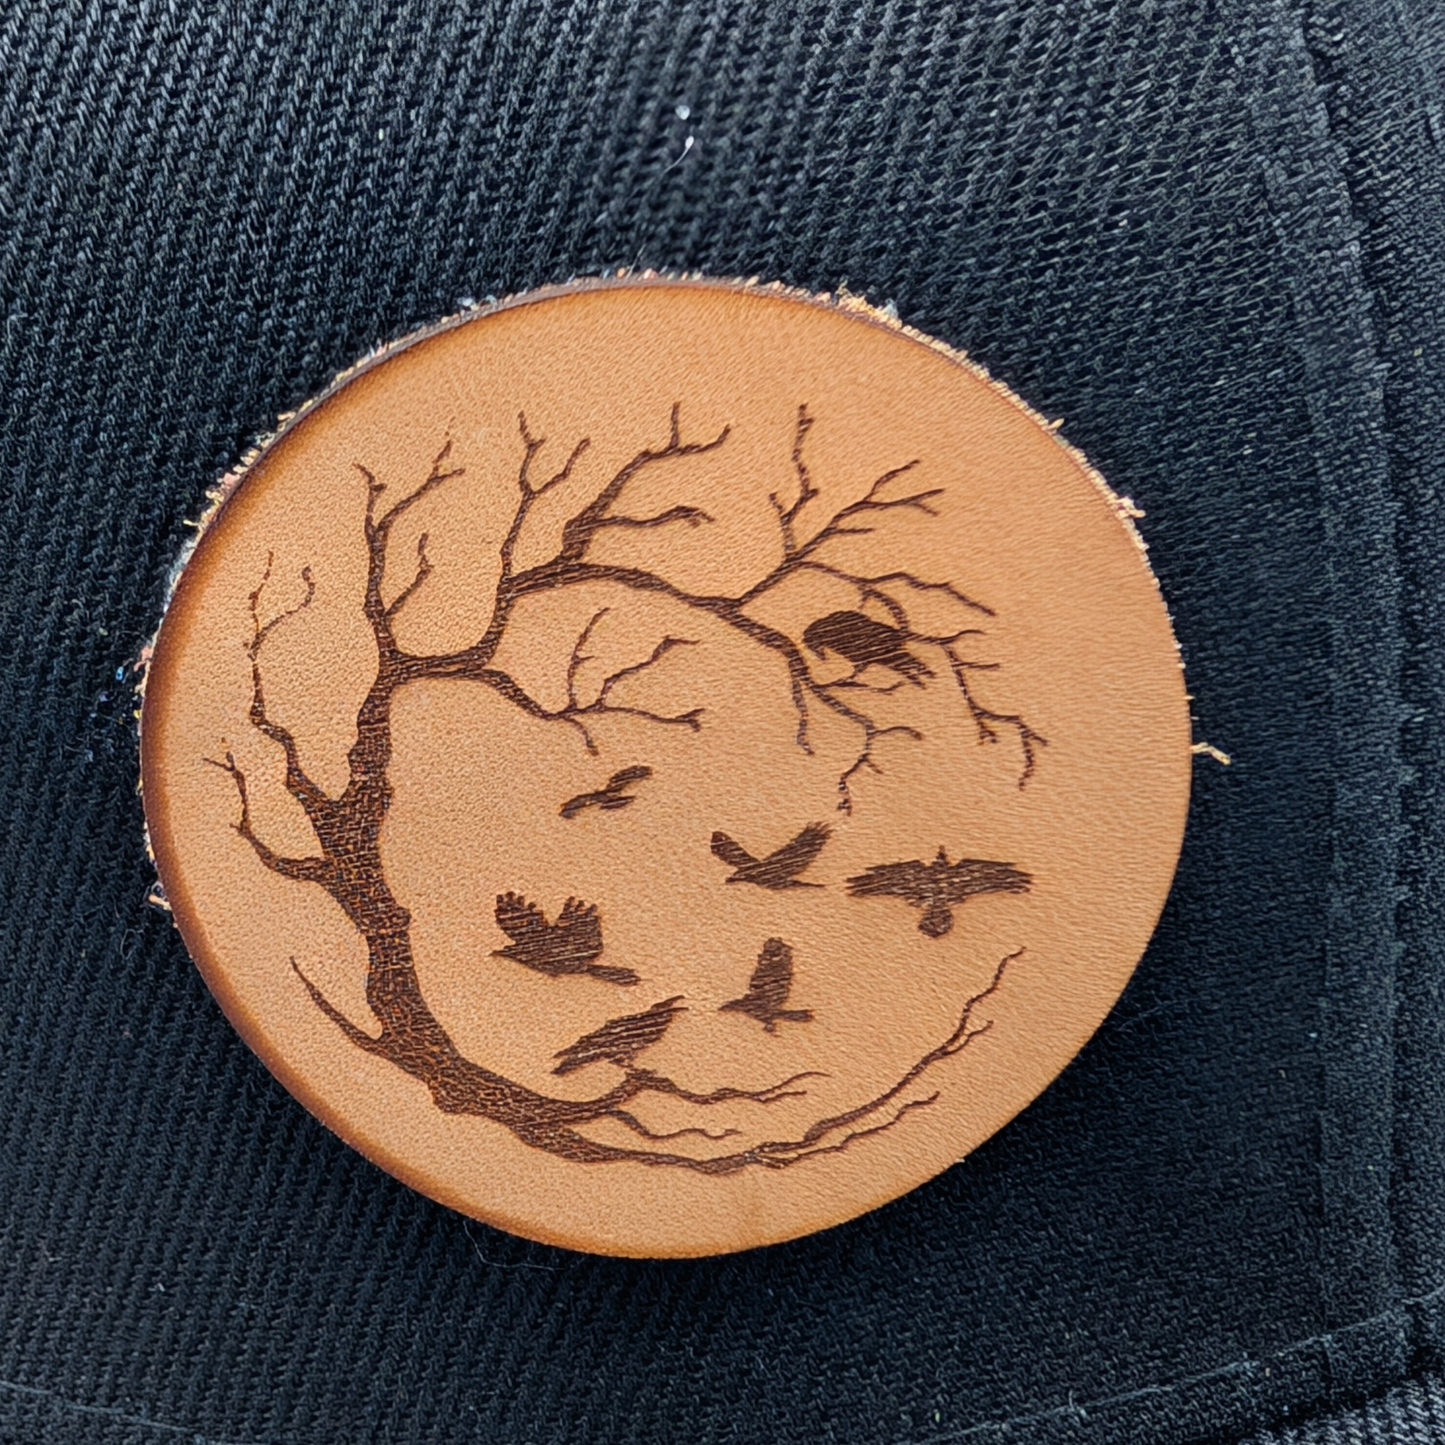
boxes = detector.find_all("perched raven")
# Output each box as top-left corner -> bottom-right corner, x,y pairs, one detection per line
720,938 -> 813,1032
710,822 -> 831,889
559,764 -> 653,819
552,997 -> 686,1075
802,610 -> 933,685
492,893 -> 639,985
845,849 -> 1031,937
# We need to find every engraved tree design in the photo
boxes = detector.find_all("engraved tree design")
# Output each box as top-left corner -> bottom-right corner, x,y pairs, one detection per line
210,405 -> 1036,1171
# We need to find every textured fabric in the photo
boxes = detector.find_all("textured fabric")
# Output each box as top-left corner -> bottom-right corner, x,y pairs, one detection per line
0,2 -> 1442,1443
1250,1374 -> 1445,1445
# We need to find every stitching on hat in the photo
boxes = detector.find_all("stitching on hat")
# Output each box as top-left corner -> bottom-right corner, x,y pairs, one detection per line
1273,0 -> 1405,1338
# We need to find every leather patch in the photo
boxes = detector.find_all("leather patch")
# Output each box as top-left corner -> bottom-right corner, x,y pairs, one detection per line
140,278 -> 1191,1257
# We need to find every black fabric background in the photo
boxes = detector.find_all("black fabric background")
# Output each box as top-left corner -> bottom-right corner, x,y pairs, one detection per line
2,2 -> 1443,1442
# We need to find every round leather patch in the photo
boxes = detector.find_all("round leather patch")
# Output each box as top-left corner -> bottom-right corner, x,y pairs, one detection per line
141,278 -> 1191,1257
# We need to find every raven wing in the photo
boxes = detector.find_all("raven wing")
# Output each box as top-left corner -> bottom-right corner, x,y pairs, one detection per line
495,891 -> 548,941
606,765 -> 653,790
552,1016 -> 625,1074
844,859 -> 935,905
554,898 -> 603,964
558,788 -> 602,819
747,938 -> 795,1009
761,822 -> 831,878
939,859 -> 1032,902
552,999 -> 680,1075
710,831 -> 757,869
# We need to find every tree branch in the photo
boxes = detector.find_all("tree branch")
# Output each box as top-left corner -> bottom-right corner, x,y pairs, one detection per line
368,439 -> 465,547
736,947 -> 1022,1167
243,556 -> 330,818
596,635 -> 698,706
592,504 -> 714,533
770,403 -> 820,557
601,1111 -> 741,1143
290,957 -> 382,1051
248,553 -> 315,657
790,466 -> 935,560
555,610 -> 704,754
384,532 -> 433,621
204,753 -> 333,886
452,610 -> 705,756
834,722 -> 924,809
617,1068 -> 824,1108
358,440 -> 466,653
487,555 -> 932,802
383,408 -> 1016,803
563,607 -> 610,712
556,403 -> 730,564
549,950 -> 1023,1171
505,416 -> 591,575
945,646 -> 1048,786
784,562 -> 994,623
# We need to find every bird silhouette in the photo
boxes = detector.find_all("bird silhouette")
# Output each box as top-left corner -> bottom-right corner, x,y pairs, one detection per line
710,822 -> 831,889
802,610 -> 933,685
559,764 -> 652,819
845,848 -> 1031,937
552,996 -> 686,1075
493,893 -> 640,985
720,938 -> 813,1032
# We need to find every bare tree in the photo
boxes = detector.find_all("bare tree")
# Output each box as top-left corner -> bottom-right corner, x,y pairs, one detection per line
209,405 -> 1036,1171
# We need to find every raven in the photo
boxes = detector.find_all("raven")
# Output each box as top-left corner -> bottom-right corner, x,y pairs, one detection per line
720,938 -> 813,1032
710,822 -> 831,889
802,610 -> 933,685
492,893 -> 640,985
559,764 -> 653,819
845,849 -> 1031,937
552,997 -> 686,1075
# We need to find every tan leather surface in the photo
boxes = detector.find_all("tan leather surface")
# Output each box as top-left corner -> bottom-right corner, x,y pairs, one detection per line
140,278 -> 1191,1257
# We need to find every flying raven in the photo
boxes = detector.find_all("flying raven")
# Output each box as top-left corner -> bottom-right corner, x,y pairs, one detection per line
802,610 -> 933,685
710,822 -> 831,889
559,765 -> 653,819
720,938 -> 813,1032
552,997 -> 686,1075
492,893 -> 640,985
845,849 -> 1031,937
